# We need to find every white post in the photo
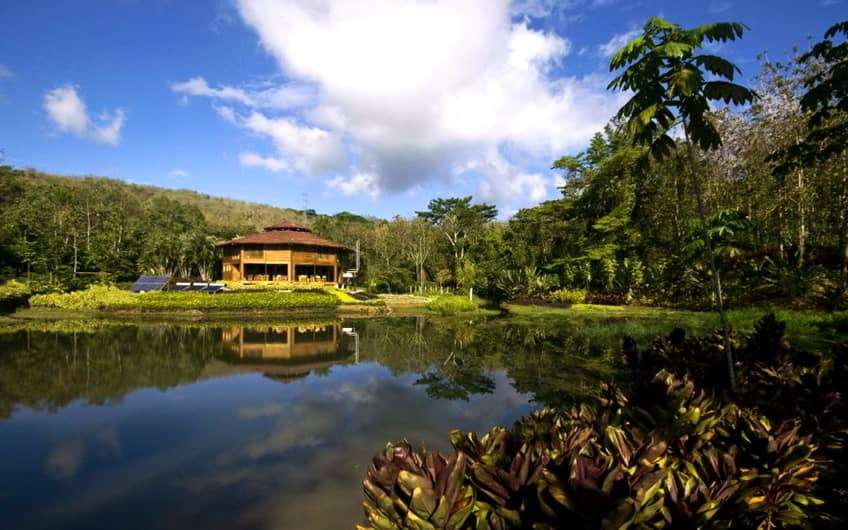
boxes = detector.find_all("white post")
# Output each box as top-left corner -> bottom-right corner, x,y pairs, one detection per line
469,287 -> 473,302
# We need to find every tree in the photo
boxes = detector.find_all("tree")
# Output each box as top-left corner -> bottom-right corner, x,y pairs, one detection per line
416,197 -> 497,271
773,21 -> 848,287
399,218 -> 437,291
608,16 -> 756,387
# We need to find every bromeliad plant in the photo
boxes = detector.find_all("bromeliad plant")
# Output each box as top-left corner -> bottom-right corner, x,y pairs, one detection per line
359,322 -> 838,529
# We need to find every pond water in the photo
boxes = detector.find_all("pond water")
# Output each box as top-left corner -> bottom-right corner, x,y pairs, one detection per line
0,316 -> 618,530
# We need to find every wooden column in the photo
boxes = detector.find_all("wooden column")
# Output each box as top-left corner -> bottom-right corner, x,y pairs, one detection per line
239,247 -> 245,281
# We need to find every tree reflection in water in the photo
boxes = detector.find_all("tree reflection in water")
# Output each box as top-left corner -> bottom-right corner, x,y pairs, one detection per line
0,316 -> 619,419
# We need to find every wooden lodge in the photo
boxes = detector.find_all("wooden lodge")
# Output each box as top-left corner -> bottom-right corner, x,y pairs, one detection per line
217,220 -> 347,284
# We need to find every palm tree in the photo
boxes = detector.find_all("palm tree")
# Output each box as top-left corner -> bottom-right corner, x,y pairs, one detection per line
608,17 -> 756,387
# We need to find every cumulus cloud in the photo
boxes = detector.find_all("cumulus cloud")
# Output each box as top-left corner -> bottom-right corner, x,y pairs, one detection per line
177,0 -> 626,208
168,169 -> 190,179
43,85 -> 125,145
599,29 -> 641,57
241,112 -> 346,174
240,152 -> 289,172
326,172 -> 380,199
473,149 -> 551,210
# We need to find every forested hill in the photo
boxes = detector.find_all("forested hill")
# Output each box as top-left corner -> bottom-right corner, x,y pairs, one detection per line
7,168 -> 313,232
0,165 -> 375,283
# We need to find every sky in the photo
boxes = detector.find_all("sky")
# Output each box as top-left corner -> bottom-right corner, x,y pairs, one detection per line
0,0 -> 842,219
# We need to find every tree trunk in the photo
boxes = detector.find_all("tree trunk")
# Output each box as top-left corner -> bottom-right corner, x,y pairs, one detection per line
841,157 -> 848,290
797,167 -> 807,275
685,135 -> 736,388
73,233 -> 78,275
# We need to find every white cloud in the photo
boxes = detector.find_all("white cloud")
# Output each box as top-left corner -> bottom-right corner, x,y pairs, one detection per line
510,0 -> 561,18
240,152 -> 289,172
473,150 -> 551,212
511,0 -> 614,18
168,169 -> 190,179
508,21 -> 570,71
213,104 -> 237,124
326,172 -> 380,199
171,76 -> 315,110
43,85 -> 125,145
599,29 -> 641,57
241,111 -> 346,174
175,0 -> 625,208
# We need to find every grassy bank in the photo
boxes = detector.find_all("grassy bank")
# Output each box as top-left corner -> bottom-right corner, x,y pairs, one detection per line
505,302 -> 848,346
29,284 -> 340,313
425,294 -> 494,316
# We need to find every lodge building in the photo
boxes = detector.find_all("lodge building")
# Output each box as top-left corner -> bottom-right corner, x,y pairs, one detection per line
217,220 -> 347,284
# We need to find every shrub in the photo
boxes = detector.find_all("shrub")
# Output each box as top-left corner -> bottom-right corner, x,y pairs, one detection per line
29,284 -> 340,312
0,280 -> 31,311
29,284 -> 135,310
546,288 -> 587,305
426,295 -> 478,316
585,292 -> 627,306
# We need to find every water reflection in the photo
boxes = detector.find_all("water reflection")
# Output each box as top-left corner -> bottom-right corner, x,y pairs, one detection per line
221,324 -> 355,380
0,316 -> 615,530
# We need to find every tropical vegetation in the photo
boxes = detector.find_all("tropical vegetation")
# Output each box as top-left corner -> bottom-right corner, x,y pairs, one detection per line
358,314 -> 846,529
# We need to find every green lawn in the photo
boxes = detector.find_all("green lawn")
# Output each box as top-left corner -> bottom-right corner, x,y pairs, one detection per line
505,303 -> 848,347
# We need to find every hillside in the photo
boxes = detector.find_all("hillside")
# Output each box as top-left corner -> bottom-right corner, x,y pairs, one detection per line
9,169 -> 318,232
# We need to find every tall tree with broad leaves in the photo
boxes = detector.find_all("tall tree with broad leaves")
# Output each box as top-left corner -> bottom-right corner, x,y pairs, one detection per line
416,197 -> 497,272
608,16 -> 756,388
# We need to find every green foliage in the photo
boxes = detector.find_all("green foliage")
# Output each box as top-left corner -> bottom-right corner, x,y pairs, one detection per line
29,284 -> 339,312
609,16 -> 754,158
546,288 -> 587,305
417,197 -> 497,271
426,295 -> 479,316
0,279 -> 31,311
455,261 -> 479,292
773,21 -> 848,173
369,267 -> 415,294
29,284 -> 137,310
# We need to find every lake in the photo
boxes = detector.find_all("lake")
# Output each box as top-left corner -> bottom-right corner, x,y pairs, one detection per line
0,316 -> 619,530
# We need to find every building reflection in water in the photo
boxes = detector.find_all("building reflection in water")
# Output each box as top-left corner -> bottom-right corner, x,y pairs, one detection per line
221,323 -> 354,380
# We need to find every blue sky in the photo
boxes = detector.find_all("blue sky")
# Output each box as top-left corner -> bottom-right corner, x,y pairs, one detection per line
0,0 -> 842,219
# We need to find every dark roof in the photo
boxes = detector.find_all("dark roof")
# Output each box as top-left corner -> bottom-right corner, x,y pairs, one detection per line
264,220 -> 311,232
217,220 -> 348,249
